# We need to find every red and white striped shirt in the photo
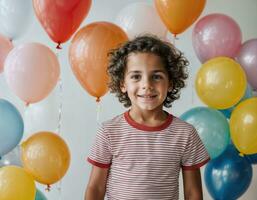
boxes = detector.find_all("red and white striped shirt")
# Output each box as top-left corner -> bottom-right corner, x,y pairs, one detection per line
88,111 -> 209,200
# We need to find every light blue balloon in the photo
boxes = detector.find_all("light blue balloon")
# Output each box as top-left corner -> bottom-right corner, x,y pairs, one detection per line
35,189 -> 47,200
219,84 -> 253,118
0,99 -> 24,157
180,107 -> 230,159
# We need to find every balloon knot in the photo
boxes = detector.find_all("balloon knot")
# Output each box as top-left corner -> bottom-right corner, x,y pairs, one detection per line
45,184 -> 51,191
239,153 -> 244,157
96,97 -> 101,102
56,43 -> 62,49
25,102 -> 30,107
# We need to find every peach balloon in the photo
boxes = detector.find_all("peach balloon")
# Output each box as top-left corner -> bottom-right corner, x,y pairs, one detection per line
155,0 -> 206,35
4,43 -> 60,104
0,34 -> 13,73
21,132 -> 70,188
69,22 -> 128,101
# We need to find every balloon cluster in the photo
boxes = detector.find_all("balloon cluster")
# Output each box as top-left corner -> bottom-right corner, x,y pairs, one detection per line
181,12 -> 257,199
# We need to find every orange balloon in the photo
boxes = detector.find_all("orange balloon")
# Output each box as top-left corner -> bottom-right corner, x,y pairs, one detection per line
155,0 -> 206,35
69,22 -> 128,101
21,132 -> 70,187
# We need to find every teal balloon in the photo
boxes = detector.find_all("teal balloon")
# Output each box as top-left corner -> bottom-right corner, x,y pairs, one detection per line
219,84 -> 253,118
204,145 -> 252,200
35,189 -> 47,200
0,99 -> 24,157
180,107 -> 230,159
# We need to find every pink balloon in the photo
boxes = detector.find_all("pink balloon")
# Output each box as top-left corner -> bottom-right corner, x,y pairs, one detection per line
0,34 -> 13,73
237,39 -> 257,90
192,14 -> 242,63
4,43 -> 60,104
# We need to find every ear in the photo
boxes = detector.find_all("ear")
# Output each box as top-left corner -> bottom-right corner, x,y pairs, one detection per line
168,81 -> 173,92
120,82 -> 127,93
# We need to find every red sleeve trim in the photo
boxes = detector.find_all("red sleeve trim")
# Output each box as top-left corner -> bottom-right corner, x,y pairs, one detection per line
182,157 -> 210,170
87,157 -> 111,168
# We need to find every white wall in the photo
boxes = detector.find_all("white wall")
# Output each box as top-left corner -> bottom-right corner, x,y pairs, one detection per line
1,0 -> 257,199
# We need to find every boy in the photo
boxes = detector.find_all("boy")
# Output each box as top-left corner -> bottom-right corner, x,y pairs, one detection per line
85,35 -> 210,200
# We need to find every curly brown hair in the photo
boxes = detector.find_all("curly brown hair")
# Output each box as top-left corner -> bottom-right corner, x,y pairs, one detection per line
107,34 -> 189,108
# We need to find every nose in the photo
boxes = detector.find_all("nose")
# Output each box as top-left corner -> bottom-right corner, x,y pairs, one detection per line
142,77 -> 153,90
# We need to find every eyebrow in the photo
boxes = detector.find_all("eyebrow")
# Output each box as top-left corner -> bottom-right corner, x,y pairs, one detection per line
127,70 -> 166,75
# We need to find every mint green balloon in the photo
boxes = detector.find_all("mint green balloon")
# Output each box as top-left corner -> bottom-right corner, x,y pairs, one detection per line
35,189 -> 47,200
180,107 -> 230,159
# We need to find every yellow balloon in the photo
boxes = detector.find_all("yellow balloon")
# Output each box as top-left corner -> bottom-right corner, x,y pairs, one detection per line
21,132 -> 70,186
195,57 -> 247,109
0,166 -> 36,200
230,97 -> 257,155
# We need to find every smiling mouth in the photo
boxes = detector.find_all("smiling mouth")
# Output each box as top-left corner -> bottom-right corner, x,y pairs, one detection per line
137,95 -> 157,98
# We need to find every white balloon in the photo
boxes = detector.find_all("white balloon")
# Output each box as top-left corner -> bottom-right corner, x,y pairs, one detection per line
23,88 -> 61,139
0,0 -> 32,39
115,2 -> 167,39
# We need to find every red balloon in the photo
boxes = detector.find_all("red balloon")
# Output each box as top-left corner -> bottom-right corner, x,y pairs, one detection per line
33,0 -> 91,47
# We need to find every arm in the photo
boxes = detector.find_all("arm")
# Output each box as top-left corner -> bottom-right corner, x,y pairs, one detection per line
182,168 -> 203,200
85,165 -> 109,200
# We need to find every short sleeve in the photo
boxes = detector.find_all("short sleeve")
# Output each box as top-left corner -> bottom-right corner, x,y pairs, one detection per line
181,127 -> 210,170
87,124 -> 112,168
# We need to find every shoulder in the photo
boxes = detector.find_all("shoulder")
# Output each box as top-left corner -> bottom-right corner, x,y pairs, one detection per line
101,113 -> 125,128
170,115 -> 196,133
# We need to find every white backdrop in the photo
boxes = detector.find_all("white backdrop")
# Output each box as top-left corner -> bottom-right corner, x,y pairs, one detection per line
0,0 -> 257,199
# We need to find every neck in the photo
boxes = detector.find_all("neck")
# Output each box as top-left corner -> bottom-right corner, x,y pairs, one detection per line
129,107 -> 168,127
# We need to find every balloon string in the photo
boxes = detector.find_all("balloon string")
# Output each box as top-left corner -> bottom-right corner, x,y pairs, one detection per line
55,48 -> 63,198
56,77 -> 63,134
172,34 -> 178,46
55,49 -> 63,135
96,100 -> 102,124
57,180 -> 63,200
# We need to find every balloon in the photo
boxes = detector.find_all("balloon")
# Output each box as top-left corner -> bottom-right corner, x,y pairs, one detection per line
0,34 -> 13,73
180,107 -> 230,159
0,0 -> 32,40
69,22 -> 128,101
230,97 -> 257,155
192,13 -> 242,63
33,0 -> 92,47
115,2 -> 167,39
245,153 -> 257,165
0,145 -> 22,167
195,57 -> 247,109
21,132 -> 70,187
204,145 -> 252,200
237,39 -> 257,90
23,89 -> 60,139
35,189 -> 47,200
0,166 -> 36,200
0,99 -> 23,157
4,43 -> 60,104
219,84 -> 253,118
155,0 -> 206,35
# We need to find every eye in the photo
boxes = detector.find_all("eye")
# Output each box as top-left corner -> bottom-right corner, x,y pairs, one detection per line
152,74 -> 163,80
130,74 -> 141,80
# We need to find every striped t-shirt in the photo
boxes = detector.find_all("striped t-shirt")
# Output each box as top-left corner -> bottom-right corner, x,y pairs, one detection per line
88,111 -> 210,200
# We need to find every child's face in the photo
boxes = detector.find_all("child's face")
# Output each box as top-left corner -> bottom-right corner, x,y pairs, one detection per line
120,52 -> 172,112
